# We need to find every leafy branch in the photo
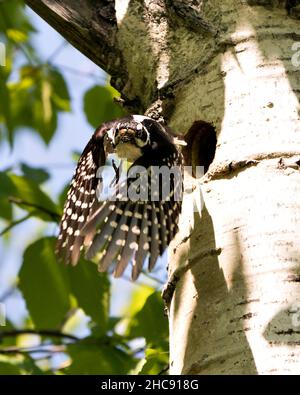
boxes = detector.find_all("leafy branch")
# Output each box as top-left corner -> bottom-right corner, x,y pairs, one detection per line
9,196 -> 60,222
0,329 -> 78,358
0,329 -> 79,342
0,345 -> 66,355
0,213 -> 32,237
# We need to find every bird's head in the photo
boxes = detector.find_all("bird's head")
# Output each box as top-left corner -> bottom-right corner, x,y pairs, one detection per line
106,118 -> 150,162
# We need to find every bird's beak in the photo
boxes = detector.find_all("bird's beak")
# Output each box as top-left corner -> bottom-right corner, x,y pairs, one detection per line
173,137 -> 187,146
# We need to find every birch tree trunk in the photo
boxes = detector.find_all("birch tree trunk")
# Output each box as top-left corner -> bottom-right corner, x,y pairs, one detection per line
26,0 -> 300,374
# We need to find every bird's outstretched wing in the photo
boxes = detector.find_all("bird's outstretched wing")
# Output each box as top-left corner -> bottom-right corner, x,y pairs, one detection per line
81,161 -> 183,280
55,122 -> 114,264
56,116 -> 184,280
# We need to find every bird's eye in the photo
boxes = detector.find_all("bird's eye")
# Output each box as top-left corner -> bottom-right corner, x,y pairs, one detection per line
134,128 -> 149,147
135,130 -> 144,139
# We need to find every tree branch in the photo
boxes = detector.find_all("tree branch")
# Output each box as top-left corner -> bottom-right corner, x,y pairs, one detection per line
0,329 -> 79,342
25,0 -> 127,91
0,345 -> 65,355
8,196 -> 60,222
0,214 -> 32,237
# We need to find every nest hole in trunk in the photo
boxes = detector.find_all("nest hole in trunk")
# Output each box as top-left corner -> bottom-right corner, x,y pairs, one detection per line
182,120 -> 217,177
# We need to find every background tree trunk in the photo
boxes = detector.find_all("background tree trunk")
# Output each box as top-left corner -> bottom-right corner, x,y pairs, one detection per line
26,0 -> 300,374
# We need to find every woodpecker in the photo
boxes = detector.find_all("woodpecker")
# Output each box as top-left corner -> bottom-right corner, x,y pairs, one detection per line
56,115 -> 184,280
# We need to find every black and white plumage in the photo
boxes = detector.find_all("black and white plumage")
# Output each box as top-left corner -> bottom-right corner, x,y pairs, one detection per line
56,115 -> 184,280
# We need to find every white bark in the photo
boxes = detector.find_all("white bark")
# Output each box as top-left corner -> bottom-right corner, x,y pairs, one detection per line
168,2 -> 300,374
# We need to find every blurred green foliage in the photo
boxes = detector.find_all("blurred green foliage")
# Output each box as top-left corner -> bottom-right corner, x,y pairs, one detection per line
84,85 -> 125,128
0,0 -> 168,375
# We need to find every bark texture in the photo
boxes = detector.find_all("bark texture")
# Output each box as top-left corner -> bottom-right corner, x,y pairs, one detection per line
167,1 -> 300,374
26,0 -> 300,374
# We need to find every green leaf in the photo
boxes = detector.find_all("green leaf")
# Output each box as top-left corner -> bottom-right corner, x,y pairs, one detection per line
21,356 -> 46,375
125,291 -> 168,345
50,69 -> 71,112
71,150 -> 81,162
0,319 -> 20,348
106,316 -> 122,332
0,197 -> 12,221
83,85 -> 125,128
41,79 -> 53,124
67,259 -> 110,331
33,91 -> 57,145
19,237 -> 71,328
6,28 -> 28,43
8,65 -> 70,145
0,355 -> 45,375
66,338 -> 136,374
21,163 -> 50,184
0,361 -> 21,375
0,1 -> 34,34
138,347 -> 169,375
124,285 -> 154,317
0,172 -> 60,221
0,71 -> 13,144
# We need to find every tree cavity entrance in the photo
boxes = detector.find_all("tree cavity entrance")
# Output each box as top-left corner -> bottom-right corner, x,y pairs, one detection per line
182,121 -> 216,177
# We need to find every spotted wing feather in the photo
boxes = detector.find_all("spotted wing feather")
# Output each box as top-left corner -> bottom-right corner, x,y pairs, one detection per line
57,116 -> 184,280
83,154 -> 182,279
56,125 -> 111,264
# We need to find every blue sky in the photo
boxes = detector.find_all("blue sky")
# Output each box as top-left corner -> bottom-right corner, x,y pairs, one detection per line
0,6 -> 166,328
